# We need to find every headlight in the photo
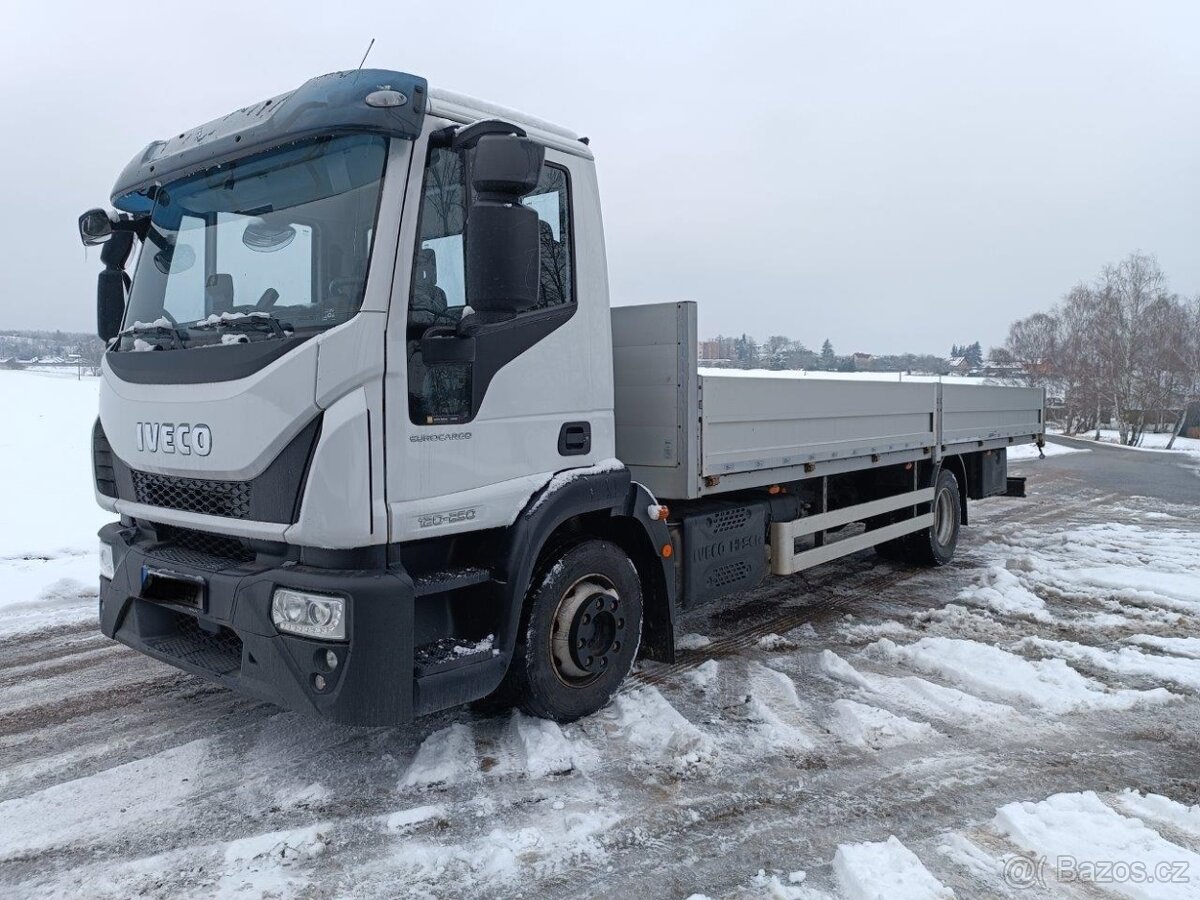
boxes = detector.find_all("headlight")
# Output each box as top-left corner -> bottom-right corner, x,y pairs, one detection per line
271,588 -> 346,641
99,542 -> 115,580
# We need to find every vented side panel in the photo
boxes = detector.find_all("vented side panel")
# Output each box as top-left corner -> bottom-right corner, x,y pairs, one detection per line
680,502 -> 768,608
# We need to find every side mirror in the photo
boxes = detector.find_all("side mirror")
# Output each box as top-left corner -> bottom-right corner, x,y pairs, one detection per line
464,134 -> 545,316
79,208 -> 113,246
97,231 -> 135,341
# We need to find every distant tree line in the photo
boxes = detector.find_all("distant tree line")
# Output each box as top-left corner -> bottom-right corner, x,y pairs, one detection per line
1004,252 -> 1200,446
0,329 -> 105,368
705,334 -> 951,375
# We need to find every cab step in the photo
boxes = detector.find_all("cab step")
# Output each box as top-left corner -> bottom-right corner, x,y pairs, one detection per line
411,566 -> 492,597
414,635 -> 498,677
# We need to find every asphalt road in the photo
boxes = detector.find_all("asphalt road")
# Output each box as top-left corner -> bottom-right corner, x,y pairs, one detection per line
1044,433 -> 1200,501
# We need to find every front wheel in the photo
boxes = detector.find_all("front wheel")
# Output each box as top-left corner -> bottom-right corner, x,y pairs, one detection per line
511,540 -> 644,722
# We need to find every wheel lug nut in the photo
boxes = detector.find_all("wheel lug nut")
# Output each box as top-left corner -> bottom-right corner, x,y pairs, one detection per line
586,656 -> 594,667
611,599 -> 619,610
617,618 -> 624,629
600,656 -> 608,667
582,613 -> 591,625
577,638 -> 585,648
613,641 -> 621,652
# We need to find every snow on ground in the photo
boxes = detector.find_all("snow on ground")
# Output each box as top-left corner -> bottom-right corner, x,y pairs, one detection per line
1092,429 -> 1200,454
3,370 -> 1200,897
833,835 -> 954,899
1054,428 -> 1200,456
1006,440 -> 1088,461
0,371 -> 108,635
994,791 -> 1200,899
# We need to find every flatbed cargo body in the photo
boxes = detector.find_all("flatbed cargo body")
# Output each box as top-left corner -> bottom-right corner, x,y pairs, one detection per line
613,301 -> 1043,500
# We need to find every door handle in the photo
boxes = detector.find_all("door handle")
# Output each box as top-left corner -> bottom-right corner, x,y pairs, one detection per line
558,421 -> 591,456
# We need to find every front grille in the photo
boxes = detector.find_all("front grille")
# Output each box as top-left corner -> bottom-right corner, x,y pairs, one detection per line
133,470 -> 252,519
145,613 -> 243,676
151,525 -> 255,570
93,421 -> 117,498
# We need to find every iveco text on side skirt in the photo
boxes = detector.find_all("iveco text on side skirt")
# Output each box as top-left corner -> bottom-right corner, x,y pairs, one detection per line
81,70 -> 1044,725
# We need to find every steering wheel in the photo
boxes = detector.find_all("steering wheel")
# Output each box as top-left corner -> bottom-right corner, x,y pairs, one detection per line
256,288 -> 280,311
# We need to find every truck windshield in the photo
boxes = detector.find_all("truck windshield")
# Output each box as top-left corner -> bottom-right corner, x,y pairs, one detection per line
120,133 -> 388,350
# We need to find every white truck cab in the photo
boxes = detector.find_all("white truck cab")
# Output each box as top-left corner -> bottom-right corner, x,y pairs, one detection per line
83,70 -> 1043,725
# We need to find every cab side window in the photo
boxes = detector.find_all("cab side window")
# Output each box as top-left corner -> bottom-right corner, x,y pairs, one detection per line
407,145 -> 574,425
522,165 -> 573,308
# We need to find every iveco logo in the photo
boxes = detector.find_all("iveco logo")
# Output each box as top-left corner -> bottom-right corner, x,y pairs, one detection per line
135,422 -> 212,456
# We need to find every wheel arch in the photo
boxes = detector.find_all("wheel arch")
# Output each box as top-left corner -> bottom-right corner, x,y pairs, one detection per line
497,468 -> 676,668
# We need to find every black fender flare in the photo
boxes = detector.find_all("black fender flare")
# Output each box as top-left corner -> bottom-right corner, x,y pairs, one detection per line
493,466 -> 677,672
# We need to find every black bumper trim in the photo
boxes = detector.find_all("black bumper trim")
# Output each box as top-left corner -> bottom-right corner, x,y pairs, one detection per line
99,522 -> 416,726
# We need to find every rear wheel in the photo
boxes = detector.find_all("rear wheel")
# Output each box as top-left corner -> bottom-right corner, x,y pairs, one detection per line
874,468 -> 961,566
511,540 -> 643,722
906,468 -> 961,566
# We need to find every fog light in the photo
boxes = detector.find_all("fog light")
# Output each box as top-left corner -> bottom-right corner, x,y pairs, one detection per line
313,673 -> 327,692
271,589 -> 346,640
324,649 -> 339,670
99,542 -> 115,580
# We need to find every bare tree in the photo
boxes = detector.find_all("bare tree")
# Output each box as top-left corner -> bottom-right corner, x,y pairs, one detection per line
1005,253 -> 1200,445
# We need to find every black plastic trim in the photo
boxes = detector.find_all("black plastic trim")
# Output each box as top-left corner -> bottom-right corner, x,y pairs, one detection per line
99,521 -> 416,726
104,334 -> 313,385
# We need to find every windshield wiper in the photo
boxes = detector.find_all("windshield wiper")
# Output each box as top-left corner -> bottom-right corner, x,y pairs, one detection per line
192,311 -> 293,339
119,319 -> 189,349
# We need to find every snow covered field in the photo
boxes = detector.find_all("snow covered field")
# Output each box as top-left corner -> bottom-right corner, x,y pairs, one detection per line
0,371 -> 108,635
2,371 -> 1200,899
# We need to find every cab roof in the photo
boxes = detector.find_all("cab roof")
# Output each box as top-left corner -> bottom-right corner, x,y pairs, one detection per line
111,70 -> 587,213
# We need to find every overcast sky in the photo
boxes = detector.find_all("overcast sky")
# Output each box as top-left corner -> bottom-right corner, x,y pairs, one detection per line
2,1 -> 1196,355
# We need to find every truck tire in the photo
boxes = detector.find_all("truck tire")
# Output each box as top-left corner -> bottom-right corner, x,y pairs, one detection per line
905,468 -> 961,566
510,539 -> 643,723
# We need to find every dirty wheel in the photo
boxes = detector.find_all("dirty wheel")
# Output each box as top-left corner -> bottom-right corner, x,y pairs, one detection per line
513,540 -> 643,722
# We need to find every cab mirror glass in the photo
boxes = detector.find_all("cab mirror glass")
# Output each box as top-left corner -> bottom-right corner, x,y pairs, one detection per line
78,208 -> 112,246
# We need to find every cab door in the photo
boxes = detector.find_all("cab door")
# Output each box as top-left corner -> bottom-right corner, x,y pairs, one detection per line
383,121 -> 614,542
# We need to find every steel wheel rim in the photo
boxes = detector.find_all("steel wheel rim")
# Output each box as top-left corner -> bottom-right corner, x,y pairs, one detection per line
934,487 -> 956,546
549,573 -> 626,688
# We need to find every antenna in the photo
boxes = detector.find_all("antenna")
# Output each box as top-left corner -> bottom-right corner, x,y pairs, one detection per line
357,38 -> 376,73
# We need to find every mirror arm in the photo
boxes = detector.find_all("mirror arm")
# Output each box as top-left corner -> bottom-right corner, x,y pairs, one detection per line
451,119 -> 527,152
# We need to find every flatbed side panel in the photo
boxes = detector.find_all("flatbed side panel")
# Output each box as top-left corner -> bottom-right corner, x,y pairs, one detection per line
940,383 -> 1044,446
699,376 -> 937,478
612,302 -> 700,499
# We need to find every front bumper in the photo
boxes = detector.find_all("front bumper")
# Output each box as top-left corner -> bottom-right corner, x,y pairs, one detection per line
98,523 -> 415,725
